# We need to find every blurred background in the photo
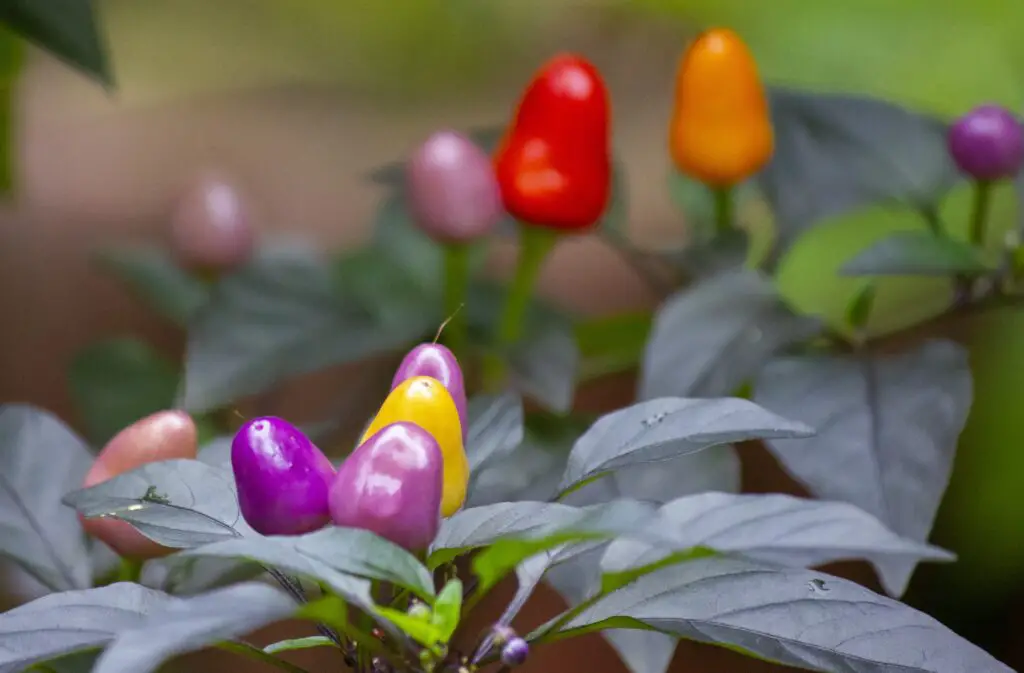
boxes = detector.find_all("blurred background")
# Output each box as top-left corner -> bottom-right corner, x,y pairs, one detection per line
3,1 -> 1024,671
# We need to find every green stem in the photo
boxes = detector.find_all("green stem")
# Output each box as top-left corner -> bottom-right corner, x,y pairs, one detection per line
117,556 -> 143,583
217,641 -> 314,673
482,226 -> 558,390
712,185 -> 734,236
442,243 -> 471,359
969,180 -> 993,246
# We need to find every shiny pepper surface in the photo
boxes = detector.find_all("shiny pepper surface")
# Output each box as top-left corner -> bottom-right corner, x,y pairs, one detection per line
669,28 -> 773,187
360,376 -> 469,517
494,53 -> 612,231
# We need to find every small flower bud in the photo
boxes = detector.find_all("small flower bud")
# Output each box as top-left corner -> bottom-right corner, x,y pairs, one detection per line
391,343 -> 468,439
500,637 -> 529,667
231,417 -> 335,536
169,172 -> 256,273
81,411 -> 198,559
491,625 -> 517,646
406,130 -> 502,243
330,422 -> 444,551
948,104 -> 1024,181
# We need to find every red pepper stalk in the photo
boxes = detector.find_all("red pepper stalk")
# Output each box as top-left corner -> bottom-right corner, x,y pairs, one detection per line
486,53 -> 612,387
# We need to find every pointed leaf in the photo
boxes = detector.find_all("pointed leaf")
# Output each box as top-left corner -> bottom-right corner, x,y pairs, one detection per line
840,230 -> 995,277
92,583 -> 297,673
0,583 -> 168,673
640,270 -> 821,400
557,398 -> 814,496
374,607 -> 444,648
432,579 -> 462,641
465,392 -> 524,473
0,0 -> 112,85
63,459 -> 248,548
553,557 -> 1011,673
0,404 -> 92,591
754,339 -> 972,596
600,493 -> 953,596
95,246 -> 209,326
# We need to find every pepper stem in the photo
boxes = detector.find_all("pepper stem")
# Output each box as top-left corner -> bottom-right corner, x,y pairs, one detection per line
712,185 -> 734,237
483,226 -> 558,390
117,556 -> 143,583
969,179 -> 993,246
442,243 -> 471,360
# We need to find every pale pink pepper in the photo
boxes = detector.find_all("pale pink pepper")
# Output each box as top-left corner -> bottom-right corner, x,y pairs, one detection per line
405,130 -> 503,242
391,343 -> 468,439
169,172 -> 256,271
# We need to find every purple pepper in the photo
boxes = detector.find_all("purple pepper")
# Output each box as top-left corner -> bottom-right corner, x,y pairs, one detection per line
329,422 -> 443,551
391,343 -> 468,440
406,130 -> 503,243
169,172 -> 256,272
501,637 -> 529,667
231,417 -> 335,536
948,104 -> 1024,181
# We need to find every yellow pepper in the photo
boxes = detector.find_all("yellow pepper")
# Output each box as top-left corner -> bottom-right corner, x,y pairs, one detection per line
668,28 -> 774,187
360,375 -> 470,517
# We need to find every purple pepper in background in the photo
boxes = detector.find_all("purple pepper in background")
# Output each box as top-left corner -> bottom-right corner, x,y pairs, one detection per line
500,637 -> 530,667
391,343 -> 468,439
231,417 -> 335,536
329,422 -> 444,551
948,105 -> 1024,182
406,130 -> 503,243
169,172 -> 256,272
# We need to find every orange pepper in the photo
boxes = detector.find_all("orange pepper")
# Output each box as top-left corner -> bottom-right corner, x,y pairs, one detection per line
668,28 -> 773,187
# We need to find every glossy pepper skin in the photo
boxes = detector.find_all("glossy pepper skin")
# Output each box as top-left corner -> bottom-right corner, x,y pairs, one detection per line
406,130 -> 503,243
391,343 -> 468,440
494,53 -> 612,231
669,28 -> 773,187
948,104 -> 1024,181
330,422 -> 444,551
231,417 -> 336,536
360,376 -> 469,517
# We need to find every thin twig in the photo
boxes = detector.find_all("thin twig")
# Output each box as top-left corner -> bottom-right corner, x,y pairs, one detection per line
265,567 -> 347,652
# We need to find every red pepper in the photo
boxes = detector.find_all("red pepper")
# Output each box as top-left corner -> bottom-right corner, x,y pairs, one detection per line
494,53 -> 612,232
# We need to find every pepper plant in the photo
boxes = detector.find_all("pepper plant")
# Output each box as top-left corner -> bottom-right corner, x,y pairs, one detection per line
0,18 -> 1021,673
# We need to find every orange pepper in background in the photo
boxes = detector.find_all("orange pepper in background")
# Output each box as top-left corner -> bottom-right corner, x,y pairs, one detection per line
669,28 -> 774,187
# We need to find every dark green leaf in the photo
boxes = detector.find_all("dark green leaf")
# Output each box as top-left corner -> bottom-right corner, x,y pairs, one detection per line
639,270 -> 821,400
557,398 -> 814,497
574,311 -> 651,381
0,30 -> 22,193
182,244 -> 421,413
0,404 -> 92,591
551,557 -> 1012,673
263,636 -> 335,655
431,579 -> 462,642
92,583 -> 296,673
840,230 -> 995,277
95,246 -> 209,326
465,423 -> 575,507
754,339 -> 972,596
761,88 -> 960,256
0,583 -> 168,673
68,337 -> 179,447
600,493 -> 953,597
0,0 -> 112,85
63,459 -> 248,548
333,247 -> 438,334
465,392 -> 524,474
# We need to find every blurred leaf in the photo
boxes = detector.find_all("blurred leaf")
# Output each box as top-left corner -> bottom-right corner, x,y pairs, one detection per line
0,0 -> 112,85
92,583 -> 296,673
333,247 -> 438,334
0,583 -> 168,672
182,244 -> 421,413
263,636 -> 334,655
760,88 -> 959,258
68,337 -> 179,447
575,311 -> 651,381
639,270 -> 822,400
464,392 -> 524,474
600,493 -> 953,597
845,282 -> 877,331
95,246 -> 210,327
753,339 -> 972,596
64,458 -> 249,548
840,231 -> 995,277
549,556 -> 1012,673
0,30 -> 21,193
558,398 -> 813,497
0,405 -> 93,591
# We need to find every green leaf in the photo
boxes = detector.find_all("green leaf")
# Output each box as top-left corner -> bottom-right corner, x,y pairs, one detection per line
845,281 -> 877,331
0,0 -> 113,86
263,636 -> 336,655
840,230 -> 995,277
374,607 -> 444,649
574,311 -> 651,381
0,30 -> 22,193
431,579 -> 462,642
95,246 -> 209,327
68,337 -> 180,447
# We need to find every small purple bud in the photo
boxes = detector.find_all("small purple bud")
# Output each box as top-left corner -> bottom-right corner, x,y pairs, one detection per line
391,343 -> 468,439
491,624 -> 517,646
406,130 -> 503,243
948,104 -> 1024,181
329,422 -> 444,551
231,417 -> 335,536
169,172 -> 256,272
500,637 -> 529,667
